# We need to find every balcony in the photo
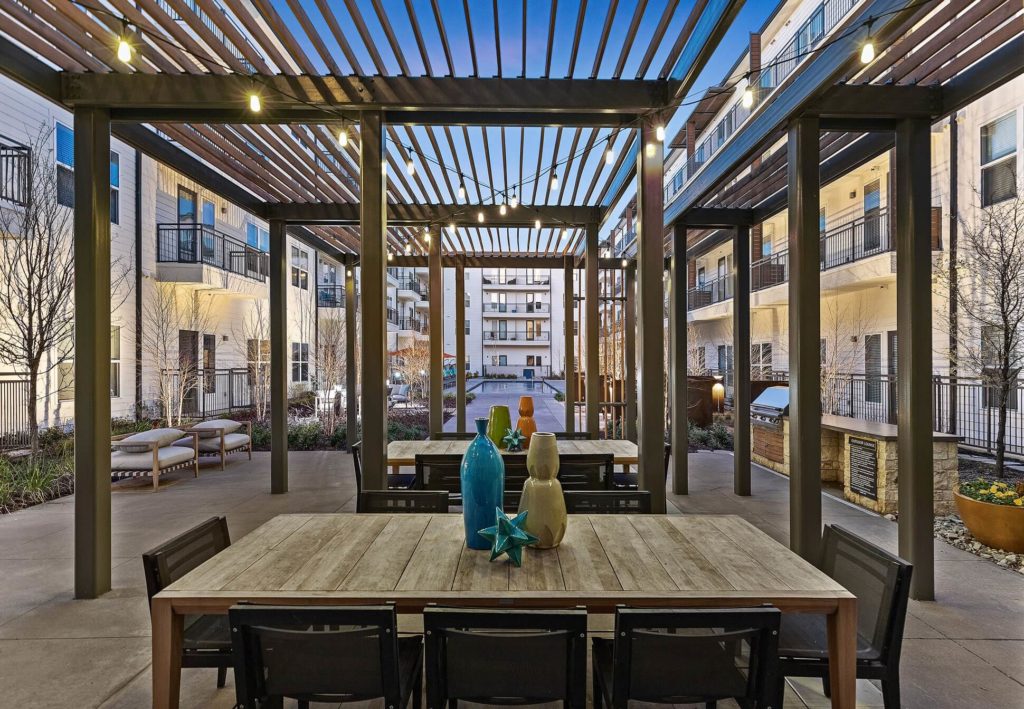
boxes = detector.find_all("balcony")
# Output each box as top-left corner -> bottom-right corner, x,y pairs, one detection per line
398,317 -> 427,334
396,276 -> 427,300
317,285 -> 357,308
482,330 -> 551,343
0,134 -> 29,206
156,223 -> 269,286
689,210 -> 894,311
387,307 -> 399,326
482,302 -> 550,315
481,270 -> 551,287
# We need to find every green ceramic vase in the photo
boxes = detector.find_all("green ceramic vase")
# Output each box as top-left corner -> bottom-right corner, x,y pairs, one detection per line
486,405 -> 512,449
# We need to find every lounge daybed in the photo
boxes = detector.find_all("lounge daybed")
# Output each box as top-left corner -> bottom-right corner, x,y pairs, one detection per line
173,419 -> 253,470
111,428 -> 198,491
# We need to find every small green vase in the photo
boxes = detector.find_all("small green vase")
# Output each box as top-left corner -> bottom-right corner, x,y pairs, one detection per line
486,405 -> 512,449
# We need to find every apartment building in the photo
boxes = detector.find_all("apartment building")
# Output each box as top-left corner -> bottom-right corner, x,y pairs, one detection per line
0,73 -> 331,437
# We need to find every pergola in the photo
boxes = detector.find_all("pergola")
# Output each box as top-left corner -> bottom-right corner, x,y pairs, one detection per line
1,0 -> 744,599
2,0 -> 1021,609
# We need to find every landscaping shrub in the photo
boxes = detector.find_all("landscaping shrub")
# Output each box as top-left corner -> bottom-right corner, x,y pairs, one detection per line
553,391 -> 565,402
959,478 -> 1024,506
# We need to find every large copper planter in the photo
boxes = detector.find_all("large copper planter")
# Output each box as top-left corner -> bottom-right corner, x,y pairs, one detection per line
954,492 -> 1024,553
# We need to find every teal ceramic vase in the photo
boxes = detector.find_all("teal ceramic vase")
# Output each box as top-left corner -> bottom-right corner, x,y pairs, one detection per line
461,417 -> 505,549
486,405 -> 512,449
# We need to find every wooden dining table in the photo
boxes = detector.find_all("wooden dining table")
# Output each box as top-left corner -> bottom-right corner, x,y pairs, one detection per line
386,438 -> 640,474
151,512 -> 856,708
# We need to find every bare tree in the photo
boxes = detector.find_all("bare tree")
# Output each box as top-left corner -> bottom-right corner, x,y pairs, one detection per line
0,127 -> 130,452
939,184 -> 1024,476
233,299 -> 271,421
391,341 -> 431,403
142,281 -> 213,426
819,294 -> 879,417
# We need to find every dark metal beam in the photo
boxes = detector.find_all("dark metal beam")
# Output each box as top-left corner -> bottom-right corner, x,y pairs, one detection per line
563,256 -> 576,435
359,111 -> 388,490
637,120 -> 666,513
257,202 -> 603,226
61,73 -> 671,113
807,84 -> 941,119
428,224 -> 443,434
73,106 -> 111,600
585,223 -> 600,437
389,254 -> 570,269
733,225 -> 751,496
0,34 -> 61,101
455,258 -> 467,433
896,117 -> 935,601
787,116 -> 822,561
269,220 -> 289,494
384,111 -> 642,127
669,222 -> 688,495
624,266 -> 637,443
679,207 -> 757,228
345,264 -> 358,449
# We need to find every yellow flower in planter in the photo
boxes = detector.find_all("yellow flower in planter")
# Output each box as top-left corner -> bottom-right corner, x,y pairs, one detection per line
990,485 -> 1000,493
1015,498 -> 1023,506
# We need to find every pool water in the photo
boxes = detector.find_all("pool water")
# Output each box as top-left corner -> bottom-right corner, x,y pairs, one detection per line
470,380 -> 557,394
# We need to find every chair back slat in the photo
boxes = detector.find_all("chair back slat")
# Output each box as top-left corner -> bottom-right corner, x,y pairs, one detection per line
821,524 -> 912,660
610,607 -> 780,707
415,454 -> 465,495
430,432 -> 476,440
503,457 -> 530,491
564,490 -> 651,514
229,605 -> 403,709
359,490 -> 449,513
142,517 -> 230,602
557,453 -> 613,490
424,607 -> 587,708
553,432 -> 593,440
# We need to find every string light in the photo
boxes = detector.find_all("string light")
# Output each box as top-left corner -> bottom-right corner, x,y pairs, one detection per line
861,18 -> 876,64
742,73 -> 754,108
621,258 -> 628,268
655,125 -> 665,141
116,21 -> 132,63
499,201 -> 507,216
346,269 -> 352,277
605,146 -> 615,165
406,159 -> 415,175
248,91 -> 261,113
550,172 -> 558,191
458,182 -> 466,201
535,219 -> 541,230
337,126 -> 348,147
387,252 -> 394,262
477,211 -> 484,223
423,225 -> 430,243
509,192 -> 518,209
448,222 -> 455,231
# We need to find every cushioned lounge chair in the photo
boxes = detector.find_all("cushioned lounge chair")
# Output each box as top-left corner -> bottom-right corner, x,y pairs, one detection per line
111,428 -> 199,491
172,419 -> 253,470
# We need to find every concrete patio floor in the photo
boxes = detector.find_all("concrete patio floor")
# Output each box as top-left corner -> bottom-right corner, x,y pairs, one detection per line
0,450 -> 1021,708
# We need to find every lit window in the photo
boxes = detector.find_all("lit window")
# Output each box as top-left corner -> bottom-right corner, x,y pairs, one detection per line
981,114 -> 1017,206
291,246 -> 310,289
291,342 -> 309,382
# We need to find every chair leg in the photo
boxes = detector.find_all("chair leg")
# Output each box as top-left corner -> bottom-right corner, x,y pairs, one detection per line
881,678 -> 901,708
216,666 -> 227,688
822,673 -> 831,697
705,702 -> 717,709
297,701 -> 309,709
773,674 -> 787,709
591,660 -> 601,709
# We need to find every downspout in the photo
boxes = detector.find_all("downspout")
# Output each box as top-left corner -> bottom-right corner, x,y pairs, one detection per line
134,150 -> 143,416
947,113 -> 958,433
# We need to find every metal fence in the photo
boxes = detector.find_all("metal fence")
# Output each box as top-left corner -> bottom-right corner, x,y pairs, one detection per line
0,134 -> 29,206
157,223 -> 269,282
0,374 -> 31,450
162,368 -> 256,419
483,331 -> 551,342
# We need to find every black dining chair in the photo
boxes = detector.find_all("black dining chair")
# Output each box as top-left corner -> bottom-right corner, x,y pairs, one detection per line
774,524 -> 913,708
558,453 -> 614,490
554,431 -> 593,440
415,453 -> 465,504
352,440 -> 416,494
564,490 -> 652,514
229,604 -> 423,709
593,606 -> 781,709
142,517 -> 233,689
429,431 -> 476,440
613,443 -> 670,490
424,607 -> 588,708
359,490 -> 449,513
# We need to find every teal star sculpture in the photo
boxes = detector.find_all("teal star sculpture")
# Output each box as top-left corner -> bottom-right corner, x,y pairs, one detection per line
478,507 -> 538,567
502,427 -> 526,452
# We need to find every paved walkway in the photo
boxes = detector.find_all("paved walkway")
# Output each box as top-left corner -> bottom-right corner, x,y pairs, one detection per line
444,379 -> 567,432
0,451 -> 1020,707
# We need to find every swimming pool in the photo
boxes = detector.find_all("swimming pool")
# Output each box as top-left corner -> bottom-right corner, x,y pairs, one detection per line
469,379 -> 558,394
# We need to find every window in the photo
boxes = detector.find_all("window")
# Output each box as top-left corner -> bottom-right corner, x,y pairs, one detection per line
110,327 -> 121,397
247,338 -> 270,386
55,123 -> 74,208
291,342 -> 309,382
291,246 -> 310,289
202,334 -> 216,394
819,208 -> 827,233
201,200 -> 215,226
177,186 -> 197,222
58,362 -> 74,402
981,114 -> 1017,206
751,343 -> 772,379
246,223 -> 270,251
865,333 -> 882,403
499,355 -> 508,366
465,360 -> 471,371
109,152 -> 120,225
464,321 -> 471,335
465,294 -> 471,308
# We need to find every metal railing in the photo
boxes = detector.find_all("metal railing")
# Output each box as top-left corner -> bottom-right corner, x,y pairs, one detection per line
317,285 -> 345,308
483,331 -> 551,342
157,223 -> 269,282
0,134 -> 29,206
386,307 -> 399,325
398,317 -> 427,333
481,270 -> 551,286
396,277 -> 427,297
481,302 -> 551,314
158,368 -> 255,419
687,274 -> 733,310
0,373 -> 31,450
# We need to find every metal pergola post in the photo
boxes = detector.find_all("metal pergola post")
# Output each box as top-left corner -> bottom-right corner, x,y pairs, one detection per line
73,106 -> 112,599
624,266 -> 638,442
896,117 -> 935,601
636,119 -> 666,513
344,259 -> 358,447
428,224 -> 443,434
585,223 -> 601,437
787,116 -> 822,561
669,222 -> 688,495
563,256 -> 576,434
733,225 -> 751,496
269,219 -> 288,494
359,111 -> 387,490
455,257 -> 466,432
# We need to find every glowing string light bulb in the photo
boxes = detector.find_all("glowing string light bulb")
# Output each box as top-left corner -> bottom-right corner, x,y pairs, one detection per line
337,127 -> 348,147
742,86 -> 754,109
248,92 -> 261,113
534,219 -> 541,230
499,201 -> 507,216
550,172 -> 558,191
860,39 -> 875,64
510,192 -> 518,209
655,124 -> 665,141
458,182 -> 466,200
406,159 -> 415,175
477,211 -> 484,223
116,26 -> 132,64
605,146 -> 615,165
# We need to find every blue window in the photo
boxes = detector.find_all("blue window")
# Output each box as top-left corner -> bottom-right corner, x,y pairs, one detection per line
246,223 -> 270,251
201,200 -> 215,226
56,123 -> 74,167
55,122 -> 120,223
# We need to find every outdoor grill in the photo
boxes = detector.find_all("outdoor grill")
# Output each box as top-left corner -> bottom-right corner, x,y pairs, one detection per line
750,386 -> 790,430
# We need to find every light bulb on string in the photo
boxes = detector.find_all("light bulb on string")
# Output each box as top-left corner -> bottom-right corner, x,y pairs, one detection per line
550,172 -> 558,191
860,20 -> 876,64
742,77 -> 754,108
477,211 -> 484,223
621,258 -> 628,268
117,22 -> 132,64
510,192 -> 518,209
248,91 -> 261,113
605,146 -> 615,165
387,252 -> 394,262
406,159 -> 415,175
337,127 -> 348,147
534,219 -> 541,230
499,201 -> 507,216
423,225 -> 430,243
458,182 -> 466,201
404,242 -> 412,254
448,222 -> 455,232
655,124 -> 665,142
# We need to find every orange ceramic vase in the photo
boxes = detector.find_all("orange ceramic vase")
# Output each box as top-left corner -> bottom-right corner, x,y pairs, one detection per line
516,395 -> 538,448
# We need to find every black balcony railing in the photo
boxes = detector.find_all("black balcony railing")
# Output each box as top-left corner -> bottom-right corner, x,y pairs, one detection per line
398,317 -> 427,333
0,135 -> 29,206
396,277 -> 428,297
687,274 -> 732,310
157,223 -> 269,282
481,270 -> 551,286
387,307 -> 399,325
483,331 -> 551,342
161,368 -> 255,419
0,373 -> 31,450
481,302 -> 551,314
317,285 -> 345,308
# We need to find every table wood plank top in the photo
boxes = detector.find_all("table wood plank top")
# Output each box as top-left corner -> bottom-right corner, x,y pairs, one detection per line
161,513 -> 848,608
386,439 -> 639,466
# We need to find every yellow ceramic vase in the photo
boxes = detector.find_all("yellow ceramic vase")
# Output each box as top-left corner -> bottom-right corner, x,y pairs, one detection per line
516,395 -> 538,449
518,432 -> 566,548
